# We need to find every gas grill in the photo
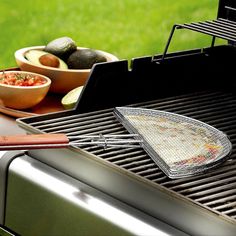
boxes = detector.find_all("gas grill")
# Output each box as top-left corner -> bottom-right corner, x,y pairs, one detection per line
1,0 -> 236,235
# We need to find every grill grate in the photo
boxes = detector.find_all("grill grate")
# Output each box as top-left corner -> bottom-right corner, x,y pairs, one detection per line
22,90 -> 236,221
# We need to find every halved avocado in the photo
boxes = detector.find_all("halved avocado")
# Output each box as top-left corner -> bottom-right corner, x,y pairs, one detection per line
61,86 -> 83,109
25,49 -> 68,69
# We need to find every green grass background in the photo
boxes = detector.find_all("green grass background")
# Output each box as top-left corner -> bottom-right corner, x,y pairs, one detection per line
0,0 -> 220,69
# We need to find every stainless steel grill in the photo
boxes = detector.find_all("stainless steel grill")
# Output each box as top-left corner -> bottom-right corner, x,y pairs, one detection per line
12,1 -> 236,234
19,90 -> 236,223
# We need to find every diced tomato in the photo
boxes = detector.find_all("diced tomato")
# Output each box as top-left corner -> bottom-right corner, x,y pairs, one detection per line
0,73 -> 47,86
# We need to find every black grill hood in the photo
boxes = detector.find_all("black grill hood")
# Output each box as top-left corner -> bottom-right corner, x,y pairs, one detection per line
74,0 -> 236,114
75,45 -> 235,114
218,0 -> 236,21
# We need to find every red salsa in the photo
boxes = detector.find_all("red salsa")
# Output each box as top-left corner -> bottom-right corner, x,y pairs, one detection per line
0,72 -> 47,86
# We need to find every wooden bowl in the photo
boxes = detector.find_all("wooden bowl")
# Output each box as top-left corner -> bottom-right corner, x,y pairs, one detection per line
0,71 -> 51,109
15,46 -> 119,94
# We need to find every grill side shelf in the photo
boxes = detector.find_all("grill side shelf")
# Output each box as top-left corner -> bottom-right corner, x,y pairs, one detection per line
179,19 -> 236,42
160,2 -> 236,61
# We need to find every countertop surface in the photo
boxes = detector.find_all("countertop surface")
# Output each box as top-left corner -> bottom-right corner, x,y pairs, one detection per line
0,113 -> 26,135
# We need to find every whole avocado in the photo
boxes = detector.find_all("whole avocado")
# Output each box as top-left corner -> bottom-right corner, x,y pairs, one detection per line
44,36 -> 77,60
67,49 -> 107,69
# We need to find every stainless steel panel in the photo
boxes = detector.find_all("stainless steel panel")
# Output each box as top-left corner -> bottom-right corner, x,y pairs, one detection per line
0,151 -> 24,225
27,147 -> 236,236
0,113 -> 26,225
5,155 -> 184,236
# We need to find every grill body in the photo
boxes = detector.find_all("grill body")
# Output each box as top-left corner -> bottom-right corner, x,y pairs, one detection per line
12,44 -> 236,235
2,1 -> 236,235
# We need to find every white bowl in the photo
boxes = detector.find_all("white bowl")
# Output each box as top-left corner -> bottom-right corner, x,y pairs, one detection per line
0,71 -> 51,109
15,46 -> 119,94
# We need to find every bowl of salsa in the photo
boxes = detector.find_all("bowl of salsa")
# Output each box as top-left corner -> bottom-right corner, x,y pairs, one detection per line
0,71 -> 51,109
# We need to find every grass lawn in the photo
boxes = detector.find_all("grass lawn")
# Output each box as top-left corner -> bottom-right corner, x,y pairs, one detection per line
0,0 -> 219,69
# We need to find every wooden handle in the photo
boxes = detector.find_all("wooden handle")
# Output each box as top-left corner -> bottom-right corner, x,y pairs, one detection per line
0,133 -> 69,150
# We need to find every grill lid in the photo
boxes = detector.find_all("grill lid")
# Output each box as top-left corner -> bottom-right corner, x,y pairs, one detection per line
218,0 -> 236,21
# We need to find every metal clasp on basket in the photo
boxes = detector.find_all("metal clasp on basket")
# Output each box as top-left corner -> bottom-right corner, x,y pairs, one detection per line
69,133 -> 143,149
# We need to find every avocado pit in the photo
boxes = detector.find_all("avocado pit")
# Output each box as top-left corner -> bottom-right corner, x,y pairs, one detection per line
39,53 -> 60,68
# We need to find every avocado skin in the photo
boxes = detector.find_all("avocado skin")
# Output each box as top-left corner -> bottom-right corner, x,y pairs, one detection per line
44,36 -> 77,60
67,49 -> 107,69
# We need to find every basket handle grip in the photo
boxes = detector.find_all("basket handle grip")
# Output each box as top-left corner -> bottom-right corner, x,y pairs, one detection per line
0,133 -> 69,150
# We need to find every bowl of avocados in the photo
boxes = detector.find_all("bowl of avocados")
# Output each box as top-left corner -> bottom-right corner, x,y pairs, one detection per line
15,37 -> 119,94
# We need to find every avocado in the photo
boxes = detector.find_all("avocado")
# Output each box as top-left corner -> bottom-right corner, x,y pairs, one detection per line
67,49 -> 107,69
61,86 -> 83,109
25,49 -> 68,69
44,36 -> 77,60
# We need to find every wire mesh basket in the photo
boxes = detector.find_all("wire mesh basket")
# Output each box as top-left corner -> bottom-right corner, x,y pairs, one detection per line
114,107 -> 232,178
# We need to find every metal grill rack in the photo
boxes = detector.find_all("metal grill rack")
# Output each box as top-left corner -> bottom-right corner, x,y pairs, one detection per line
179,18 -> 236,43
161,2 -> 236,60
